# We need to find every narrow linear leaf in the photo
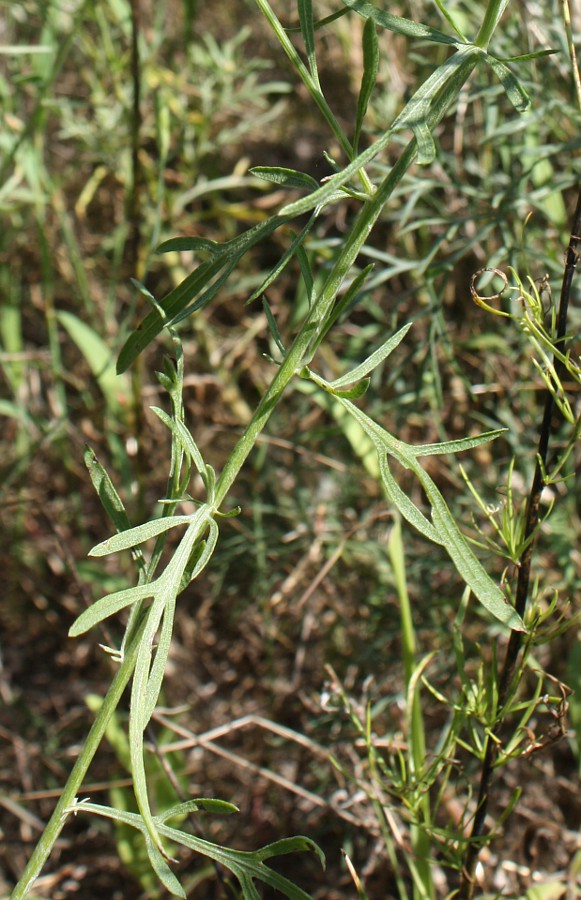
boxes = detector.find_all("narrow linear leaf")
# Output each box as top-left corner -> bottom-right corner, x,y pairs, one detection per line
482,53 -> 531,111
426,477 -> 525,631
117,216 -> 292,373
69,582 -> 154,637
247,211 -> 317,304
158,799 -> 239,822
84,446 -> 132,533
331,322 -> 413,388
378,452 -> 443,543
353,16 -> 379,153
263,297 -> 286,353
251,166 -> 319,191
298,0 -> 321,88
341,0 -> 459,45
156,236 -> 225,255
296,242 -> 314,306
409,102 -> 437,164
412,428 -> 508,457
144,834 -> 186,898
89,516 -> 192,556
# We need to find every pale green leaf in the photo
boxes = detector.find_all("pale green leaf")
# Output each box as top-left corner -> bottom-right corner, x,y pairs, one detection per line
89,516 -> 192,557
281,46 -> 479,216
69,582 -> 154,637
331,322 -> 412,388
57,311 -> 131,416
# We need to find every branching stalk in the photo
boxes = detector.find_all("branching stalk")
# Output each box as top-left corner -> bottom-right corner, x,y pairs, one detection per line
459,185 -> 581,899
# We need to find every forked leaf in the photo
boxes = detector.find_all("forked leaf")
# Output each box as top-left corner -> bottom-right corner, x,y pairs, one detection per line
341,0 -> 459,45
306,369 -> 525,631
353,16 -> 379,153
70,801 -> 323,899
250,166 -> 319,191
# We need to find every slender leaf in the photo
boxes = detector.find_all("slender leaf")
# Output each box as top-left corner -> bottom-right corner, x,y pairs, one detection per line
69,583 -> 155,637
330,322 -> 413,388
247,211 -> 317,304
353,17 -> 379,153
69,801 -> 323,899
89,516 -> 192,556
482,52 -> 531,111
298,0 -> 321,89
341,0 -> 459,45
250,166 -> 319,191
117,216 -> 292,373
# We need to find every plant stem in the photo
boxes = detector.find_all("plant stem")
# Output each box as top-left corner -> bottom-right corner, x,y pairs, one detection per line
215,49 -> 477,509
459,185 -> 581,900
474,0 -> 510,48
10,615 -> 148,900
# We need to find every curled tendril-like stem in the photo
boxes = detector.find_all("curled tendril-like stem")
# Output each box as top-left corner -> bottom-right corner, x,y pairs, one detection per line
470,267 -> 512,316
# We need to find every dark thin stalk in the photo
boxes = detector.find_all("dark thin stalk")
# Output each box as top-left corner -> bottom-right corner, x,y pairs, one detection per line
459,186 -> 581,899
128,0 -> 142,279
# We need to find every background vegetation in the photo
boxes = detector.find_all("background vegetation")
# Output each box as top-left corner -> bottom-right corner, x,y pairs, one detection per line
1,0 -> 580,897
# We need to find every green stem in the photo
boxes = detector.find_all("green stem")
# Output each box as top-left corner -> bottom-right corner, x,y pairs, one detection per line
10,616 -> 147,900
474,0 -> 510,48
215,51 -> 477,509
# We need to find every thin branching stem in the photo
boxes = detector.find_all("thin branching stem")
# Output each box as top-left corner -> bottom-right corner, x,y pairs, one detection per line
459,185 -> 581,899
